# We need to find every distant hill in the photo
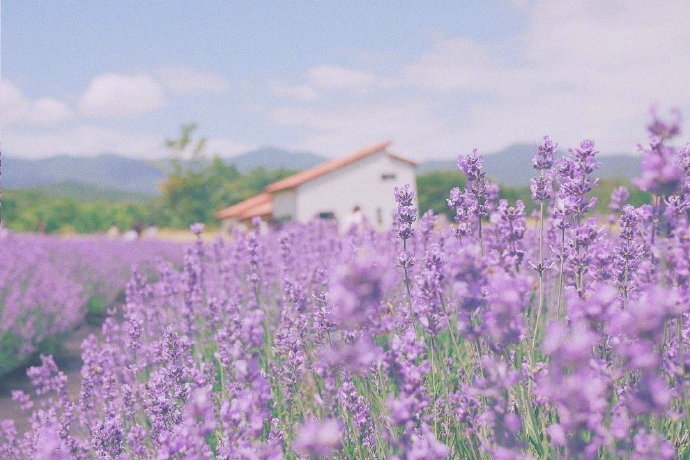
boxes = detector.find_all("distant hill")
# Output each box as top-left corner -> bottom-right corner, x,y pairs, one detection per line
26,181 -> 154,202
229,147 -> 325,173
419,144 -> 641,186
4,154 -> 165,195
4,144 -> 641,195
3,147 -> 326,195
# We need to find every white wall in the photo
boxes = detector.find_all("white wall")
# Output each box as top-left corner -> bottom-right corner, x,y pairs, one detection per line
294,152 -> 417,231
221,217 -> 240,233
272,189 -> 297,221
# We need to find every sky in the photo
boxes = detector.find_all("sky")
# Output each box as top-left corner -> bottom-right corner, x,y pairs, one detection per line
1,1 -> 690,161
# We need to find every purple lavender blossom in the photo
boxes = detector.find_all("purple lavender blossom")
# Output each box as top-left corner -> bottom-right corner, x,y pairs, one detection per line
483,273 -> 531,346
458,149 -> 486,182
394,184 -> 417,242
2,109 -> 689,460
533,136 -> 558,170
320,334 -> 383,374
293,418 -> 343,457
609,186 -> 630,214
530,174 -> 553,202
329,257 -> 388,330
556,140 -> 599,220
492,199 -> 527,270
458,149 -> 489,220
635,137 -> 683,196
646,106 -> 681,140
189,222 -> 205,236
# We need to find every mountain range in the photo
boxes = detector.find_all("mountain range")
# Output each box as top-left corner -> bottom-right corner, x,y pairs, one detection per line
417,144 -> 641,186
3,144 -> 641,197
3,148 -> 327,195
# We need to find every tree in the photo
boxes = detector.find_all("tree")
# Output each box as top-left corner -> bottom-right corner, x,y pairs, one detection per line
165,123 -> 207,175
159,124 -> 296,227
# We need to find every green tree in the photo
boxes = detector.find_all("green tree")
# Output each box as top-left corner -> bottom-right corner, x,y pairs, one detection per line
417,171 -> 467,217
159,124 -> 297,227
165,123 -> 207,175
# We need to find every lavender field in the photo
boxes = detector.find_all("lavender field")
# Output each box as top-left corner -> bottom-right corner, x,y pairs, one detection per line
1,115 -> 690,459
0,237 -> 182,375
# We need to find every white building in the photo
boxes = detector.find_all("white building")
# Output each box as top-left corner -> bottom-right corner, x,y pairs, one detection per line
216,141 -> 417,231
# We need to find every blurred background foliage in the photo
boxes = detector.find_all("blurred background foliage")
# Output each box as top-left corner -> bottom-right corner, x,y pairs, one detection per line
2,165 -> 295,233
3,171 -> 650,234
2,124 -> 651,233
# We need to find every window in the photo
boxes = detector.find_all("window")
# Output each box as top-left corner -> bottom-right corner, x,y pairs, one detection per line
318,211 -> 336,220
381,173 -> 396,180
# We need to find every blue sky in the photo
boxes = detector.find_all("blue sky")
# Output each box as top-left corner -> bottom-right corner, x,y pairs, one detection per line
2,1 -> 689,160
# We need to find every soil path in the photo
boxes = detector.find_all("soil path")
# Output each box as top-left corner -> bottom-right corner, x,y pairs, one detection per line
0,322 -> 102,432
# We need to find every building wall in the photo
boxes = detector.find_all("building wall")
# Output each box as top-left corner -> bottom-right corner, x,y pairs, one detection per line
294,152 -> 417,231
220,217 -> 240,233
272,189 -> 297,221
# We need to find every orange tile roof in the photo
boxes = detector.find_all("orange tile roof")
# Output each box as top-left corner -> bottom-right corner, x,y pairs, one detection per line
238,200 -> 273,219
215,141 -> 417,221
265,141 -> 416,193
387,152 -> 417,167
214,192 -> 272,219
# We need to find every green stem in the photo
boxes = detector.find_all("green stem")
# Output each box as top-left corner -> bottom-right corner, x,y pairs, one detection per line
478,217 -> 483,256
531,200 -> 545,355
556,228 -> 565,318
402,239 -> 412,301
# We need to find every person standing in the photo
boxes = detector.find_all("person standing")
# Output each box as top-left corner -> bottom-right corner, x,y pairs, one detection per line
345,205 -> 366,232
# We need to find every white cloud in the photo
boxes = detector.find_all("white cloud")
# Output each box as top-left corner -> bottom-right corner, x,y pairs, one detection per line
2,124 -> 254,160
205,138 -> 254,156
2,125 -> 166,158
270,1 -> 690,159
1,80 -> 31,125
79,74 -> 166,118
158,65 -> 228,95
270,98 -> 458,158
270,82 -> 319,102
0,79 -> 72,127
402,38 -> 500,92
30,98 -> 74,126
307,65 -> 384,90
271,65 -> 390,103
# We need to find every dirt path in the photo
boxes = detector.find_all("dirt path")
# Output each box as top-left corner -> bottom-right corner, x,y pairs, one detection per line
0,322 -> 101,432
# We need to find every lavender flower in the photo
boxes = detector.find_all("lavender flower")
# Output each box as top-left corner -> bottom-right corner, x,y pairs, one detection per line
329,257 -> 388,330
492,199 -> 527,270
189,222 -> 205,236
394,184 -> 417,242
646,106 -> 681,140
293,418 -> 343,457
458,149 -> 486,182
320,334 -> 383,374
394,184 -> 417,298
635,137 -> 683,196
2,110 -> 689,460
609,186 -> 629,215
533,135 -> 558,170
530,174 -> 553,202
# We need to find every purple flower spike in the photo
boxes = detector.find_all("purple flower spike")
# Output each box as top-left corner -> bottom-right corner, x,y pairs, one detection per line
293,418 -> 343,457
190,222 -> 205,236
646,106 -> 682,140
533,136 -> 558,170
394,184 -> 417,242
458,149 -> 485,181
609,186 -> 630,214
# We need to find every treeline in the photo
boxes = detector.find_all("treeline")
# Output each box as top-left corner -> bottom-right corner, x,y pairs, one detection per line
2,166 -> 650,234
2,161 -> 295,233
1,124 -> 652,233
159,157 -> 294,227
418,170 -> 651,218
